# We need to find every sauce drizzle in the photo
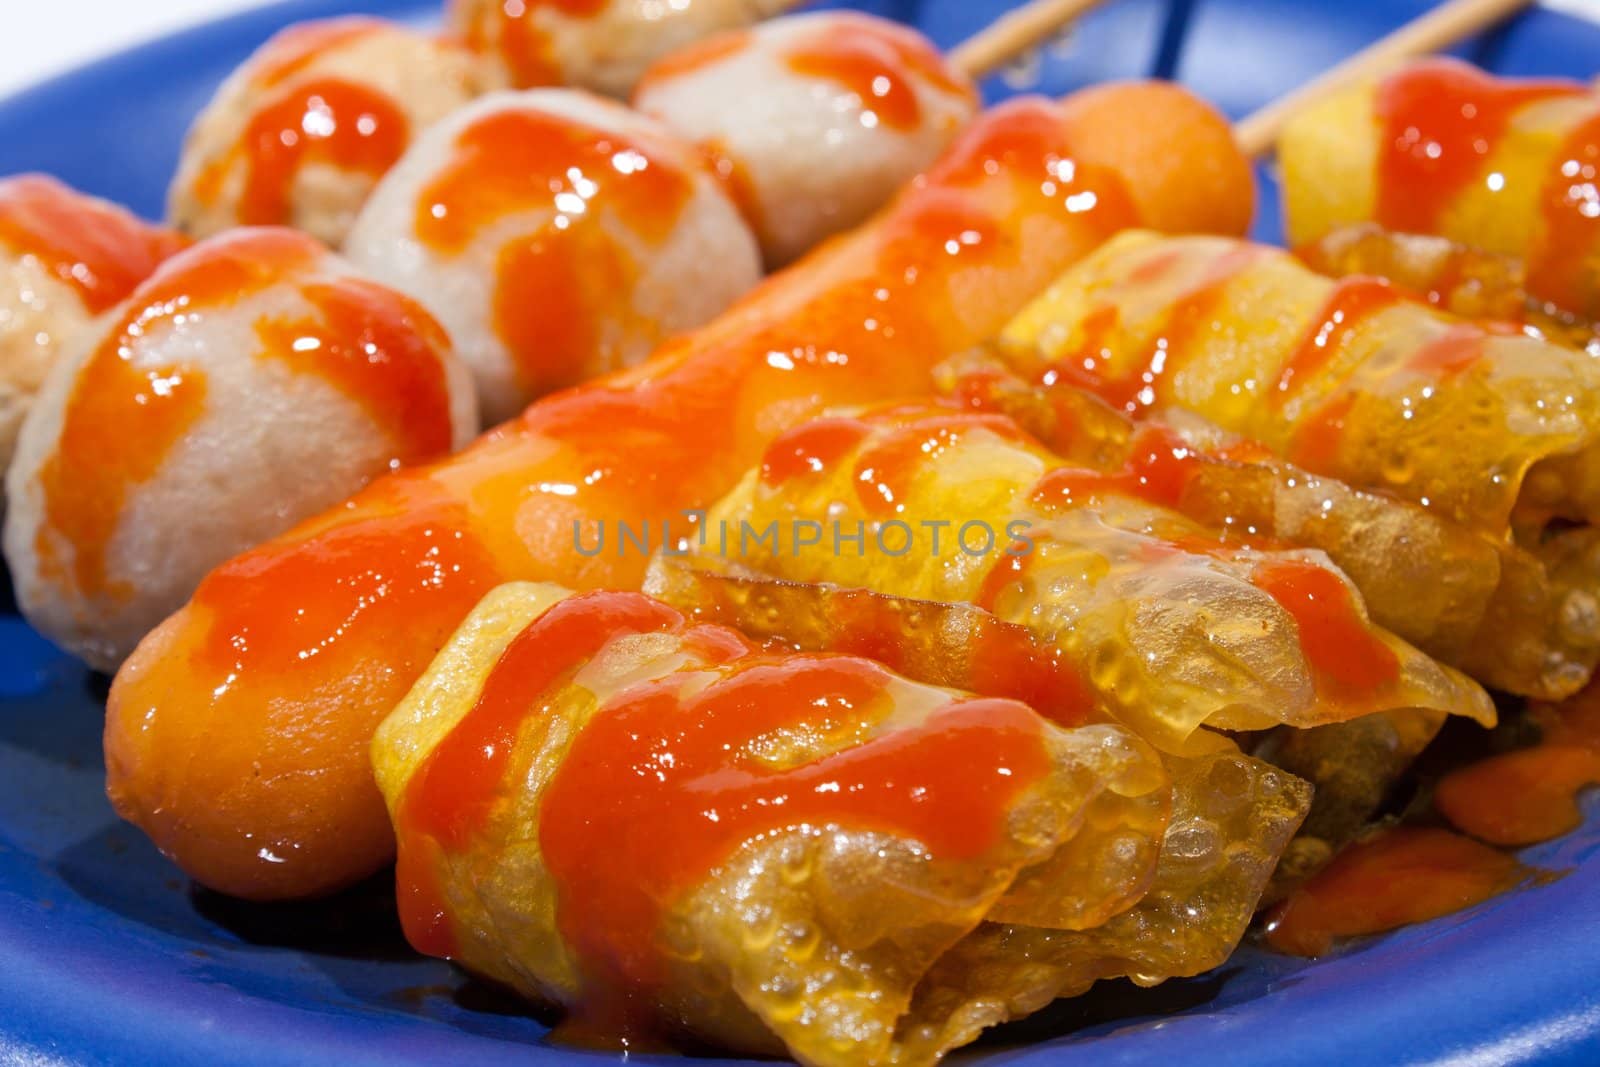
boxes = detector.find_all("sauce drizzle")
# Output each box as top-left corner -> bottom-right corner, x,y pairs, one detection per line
539,632 -> 1048,991
1029,424 -> 1208,514
462,0 -> 609,87
1272,276 -> 1401,404
414,106 -> 697,394
1436,681 -> 1600,846
416,106 -> 694,252
1374,59 -> 1580,235
393,587 -> 1052,999
851,411 -> 1025,515
254,278 -> 457,463
759,416 -> 871,486
1049,246 -> 1263,415
1528,108 -> 1600,315
196,78 -> 409,226
785,19 -> 948,132
1250,559 -> 1399,699
1265,826 -> 1529,957
396,590 -> 683,956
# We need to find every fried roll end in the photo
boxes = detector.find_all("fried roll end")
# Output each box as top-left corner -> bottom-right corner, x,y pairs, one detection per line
373,582 -> 1205,1066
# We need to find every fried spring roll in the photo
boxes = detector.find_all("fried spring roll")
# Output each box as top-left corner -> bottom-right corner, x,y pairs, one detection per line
1280,58 -> 1600,318
637,561 -> 1308,1050
998,230 -> 1600,698
371,582 -> 1175,1065
696,403 -> 1492,753
107,85 -> 1255,899
937,352 -> 1506,665
932,357 -> 1470,893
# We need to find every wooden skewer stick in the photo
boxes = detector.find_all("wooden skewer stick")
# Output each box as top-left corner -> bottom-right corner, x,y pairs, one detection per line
1234,0 -> 1535,158
948,0 -> 1112,79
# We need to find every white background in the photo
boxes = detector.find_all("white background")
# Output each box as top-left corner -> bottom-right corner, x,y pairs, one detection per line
0,1 -> 275,97
4,0 -> 1600,98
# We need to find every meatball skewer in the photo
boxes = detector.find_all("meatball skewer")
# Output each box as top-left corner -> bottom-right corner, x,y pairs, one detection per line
167,0 -> 1105,251
343,3 -> 1118,416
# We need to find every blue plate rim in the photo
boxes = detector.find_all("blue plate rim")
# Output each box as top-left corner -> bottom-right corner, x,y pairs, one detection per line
0,2 -> 1598,1065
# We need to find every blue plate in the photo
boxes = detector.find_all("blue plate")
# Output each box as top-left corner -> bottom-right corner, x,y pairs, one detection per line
3,1 -> 1600,1064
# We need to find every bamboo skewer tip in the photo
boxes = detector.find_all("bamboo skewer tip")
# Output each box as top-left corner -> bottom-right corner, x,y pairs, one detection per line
948,0 -> 1112,79
1233,0 -> 1535,158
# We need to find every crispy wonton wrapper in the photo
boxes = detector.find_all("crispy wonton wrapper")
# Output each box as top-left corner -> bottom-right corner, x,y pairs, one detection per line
936,351 -> 1507,667
696,403 -> 1492,753
643,560 -> 1315,1055
1294,224 -> 1600,357
996,230 -> 1600,698
373,582 -> 1194,1066
646,554 -> 1324,927
892,748 -> 1310,1061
